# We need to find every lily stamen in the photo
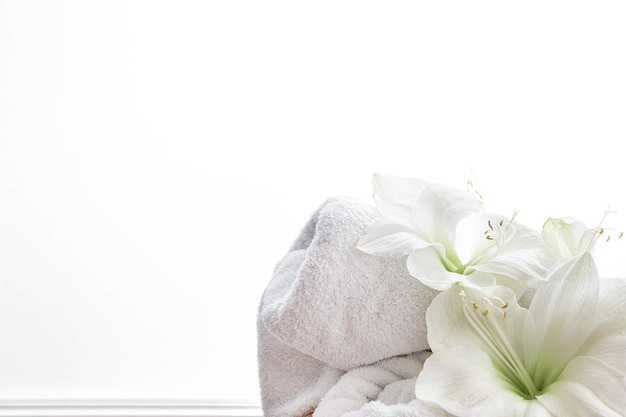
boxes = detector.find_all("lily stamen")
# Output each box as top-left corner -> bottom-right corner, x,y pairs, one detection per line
582,205 -> 622,251
460,292 -> 539,399
467,178 -> 484,200
590,226 -> 623,247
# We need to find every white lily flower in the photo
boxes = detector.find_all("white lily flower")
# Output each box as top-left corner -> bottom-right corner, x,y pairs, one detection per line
542,208 -> 622,263
357,174 -> 548,293
414,253 -> 626,417
542,217 -> 597,261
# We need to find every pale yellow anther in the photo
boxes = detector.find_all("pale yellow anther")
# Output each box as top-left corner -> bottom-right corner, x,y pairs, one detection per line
467,179 -> 484,200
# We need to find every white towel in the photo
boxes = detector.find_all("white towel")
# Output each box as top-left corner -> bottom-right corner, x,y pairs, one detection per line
257,249 -> 345,417
258,196 -> 439,417
313,351 -> 450,417
341,400 -> 452,417
314,352 -> 452,417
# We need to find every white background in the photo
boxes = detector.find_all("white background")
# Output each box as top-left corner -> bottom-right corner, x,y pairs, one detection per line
1,0 -> 625,402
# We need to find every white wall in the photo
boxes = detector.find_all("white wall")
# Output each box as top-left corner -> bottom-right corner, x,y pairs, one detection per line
1,0 -> 625,402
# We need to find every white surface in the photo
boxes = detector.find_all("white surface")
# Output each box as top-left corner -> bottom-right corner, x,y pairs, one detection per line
0,399 -> 262,417
1,0 -> 625,402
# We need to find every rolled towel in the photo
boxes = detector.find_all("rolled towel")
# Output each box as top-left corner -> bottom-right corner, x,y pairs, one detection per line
342,400 -> 452,417
257,249 -> 345,417
258,196 -> 439,417
315,352 -> 452,417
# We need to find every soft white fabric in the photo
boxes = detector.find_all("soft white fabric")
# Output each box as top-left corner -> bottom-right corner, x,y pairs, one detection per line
257,196 -> 439,417
257,249 -> 344,417
342,400 -> 452,417
315,352 -> 451,417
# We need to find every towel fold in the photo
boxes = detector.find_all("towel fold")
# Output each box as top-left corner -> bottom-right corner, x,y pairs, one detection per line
315,352 -> 452,417
314,352 -> 430,417
258,196 -> 439,417
257,249 -> 345,417
341,400 -> 452,417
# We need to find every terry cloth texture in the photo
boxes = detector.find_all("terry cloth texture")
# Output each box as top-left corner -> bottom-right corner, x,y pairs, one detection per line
257,196 -> 439,417
314,351 -> 451,417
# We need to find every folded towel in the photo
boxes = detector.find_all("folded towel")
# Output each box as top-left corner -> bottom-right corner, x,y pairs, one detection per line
314,352 -> 452,417
341,400 -> 452,417
257,249 -> 345,417
258,196 -> 439,417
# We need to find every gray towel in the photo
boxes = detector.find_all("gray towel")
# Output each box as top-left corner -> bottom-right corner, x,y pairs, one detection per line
257,196 -> 438,417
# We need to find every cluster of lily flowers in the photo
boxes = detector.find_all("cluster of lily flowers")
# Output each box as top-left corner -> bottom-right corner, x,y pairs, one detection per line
357,174 -> 626,417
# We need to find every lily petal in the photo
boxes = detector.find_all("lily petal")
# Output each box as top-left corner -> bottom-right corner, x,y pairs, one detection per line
357,215 -> 430,257
372,173 -> 427,215
469,222 -> 549,292
585,277 -> 626,341
415,344 -> 534,417
538,378 -> 622,417
424,284 -> 481,352
579,330 -> 626,373
542,217 -> 591,261
406,246 -> 495,290
411,183 -> 482,252
508,400 -> 555,417
553,355 -> 626,414
578,278 -> 626,371
425,283 -> 520,353
523,253 -> 599,390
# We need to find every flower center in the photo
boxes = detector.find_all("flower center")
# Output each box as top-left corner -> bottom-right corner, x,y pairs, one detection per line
460,290 -> 540,400
443,215 -> 518,275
